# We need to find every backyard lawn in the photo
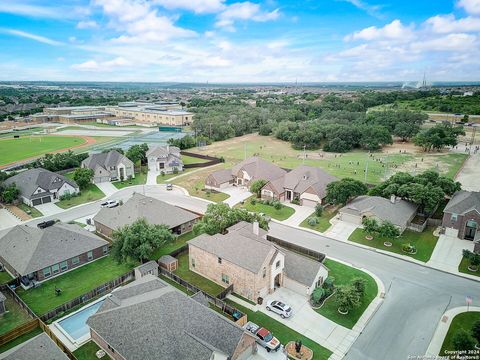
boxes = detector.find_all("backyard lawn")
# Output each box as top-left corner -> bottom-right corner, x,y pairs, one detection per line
174,252 -> 225,296
149,231 -> 198,260
17,203 -> 43,218
225,300 -> 332,360
458,257 -> 480,278
237,196 -> 295,221
112,171 -> 147,189
74,341 -> 111,360
300,209 -> 337,233
0,292 -> 33,335
439,311 -> 480,358
348,227 -> 439,262
182,155 -> 209,165
17,256 -> 134,315
0,327 -> 42,354
315,259 -> 378,329
0,271 -> 13,284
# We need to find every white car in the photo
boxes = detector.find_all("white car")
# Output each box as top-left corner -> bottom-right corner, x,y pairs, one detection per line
100,200 -> 119,208
266,300 -> 293,318
166,183 -> 173,191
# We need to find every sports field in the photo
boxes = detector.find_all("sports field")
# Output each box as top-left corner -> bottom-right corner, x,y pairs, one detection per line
0,135 -> 89,167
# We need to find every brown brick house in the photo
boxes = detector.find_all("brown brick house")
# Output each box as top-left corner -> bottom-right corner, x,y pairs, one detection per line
0,223 -> 109,287
188,221 -> 328,302
443,191 -> 480,252
93,193 -> 199,238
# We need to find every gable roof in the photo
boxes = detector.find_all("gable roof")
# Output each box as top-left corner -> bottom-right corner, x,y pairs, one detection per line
4,168 -> 78,199
0,223 -> 108,276
87,275 -> 250,360
444,191 -> 480,215
207,168 -> 233,184
81,150 -> 132,171
231,156 -> 287,183
283,165 -> 337,198
281,247 -> 325,286
188,221 -> 274,273
93,193 -> 199,231
340,195 -> 418,228
0,333 -> 69,360
146,145 -> 180,158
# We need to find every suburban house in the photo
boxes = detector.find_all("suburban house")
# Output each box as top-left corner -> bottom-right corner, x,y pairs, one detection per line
93,193 -> 199,238
188,221 -> 328,302
261,165 -> 337,207
0,223 -> 109,286
339,195 -> 418,233
205,156 -> 287,190
443,191 -> 480,251
146,145 -> 183,173
0,333 -> 69,360
81,150 -> 135,183
87,275 -> 257,360
4,168 -> 79,206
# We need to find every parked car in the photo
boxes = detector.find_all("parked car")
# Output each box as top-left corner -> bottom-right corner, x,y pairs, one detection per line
37,219 -> 56,229
266,300 -> 293,318
100,200 -> 119,208
244,322 -> 281,352
166,183 -> 173,191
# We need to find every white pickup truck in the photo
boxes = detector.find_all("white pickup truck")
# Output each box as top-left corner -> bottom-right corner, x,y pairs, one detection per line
244,321 -> 281,353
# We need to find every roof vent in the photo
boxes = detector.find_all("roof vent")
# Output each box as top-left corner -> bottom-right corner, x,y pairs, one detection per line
303,174 -> 308,180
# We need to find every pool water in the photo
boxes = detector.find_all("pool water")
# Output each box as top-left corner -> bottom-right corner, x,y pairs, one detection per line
58,300 -> 105,342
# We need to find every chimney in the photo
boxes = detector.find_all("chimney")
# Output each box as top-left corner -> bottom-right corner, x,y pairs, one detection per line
252,221 -> 259,236
390,195 -> 396,204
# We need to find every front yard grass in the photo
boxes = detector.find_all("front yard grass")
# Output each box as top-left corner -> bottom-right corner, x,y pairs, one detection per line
458,257 -> 480,278
0,292 -> 33,335
440,311 -> 480,358
174,252 -> 225,296
225,300 -> 332,360
56,184 -> 105,209
348,226 -> 439,262
74,341 -> 112,360
237,197 -> 295,221
0,271 -> 13,284
112,171 -> 147,189
149,231 -> 198,260
17,203 -> 43,218
315,258 -> 378,329
17,256 -> 134,315
300,209 -> 337,233
0,327 -> 42,354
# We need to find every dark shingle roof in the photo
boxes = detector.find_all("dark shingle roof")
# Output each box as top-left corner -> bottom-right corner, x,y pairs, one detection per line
444,191 -> 480,215
207,169 -> 233,184
0,333 -> 69,360
282,247 -> 325,286
81,150 -> 133,170
231,156 -> 287,183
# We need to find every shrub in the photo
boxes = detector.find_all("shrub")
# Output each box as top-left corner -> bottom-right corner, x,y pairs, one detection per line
173,167 -> 179,175
291,198 -> 300,205
452,329 -> 476,351
378,221 -> 400,240
250,198 -> 256,206
315,203 -> 323,217
160,171 -> 165,177
323,277 -> 335,292
472,320 -> 480,346
273,201 -> 282,210
362,217 -> 379,235
402,243 -> 416,253
335,285 -> 361,313
307,216 -> 319,226
311,287 -> 326,306
351,278 -> 366,297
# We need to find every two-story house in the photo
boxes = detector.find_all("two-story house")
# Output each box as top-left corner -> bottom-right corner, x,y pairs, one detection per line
81,150 -> 135,183
146,145 -> 183,173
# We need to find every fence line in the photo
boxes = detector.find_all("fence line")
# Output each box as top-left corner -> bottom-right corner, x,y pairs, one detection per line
181,151 -> 222,169
0,284 -> 37,319
266,235 -> 326,262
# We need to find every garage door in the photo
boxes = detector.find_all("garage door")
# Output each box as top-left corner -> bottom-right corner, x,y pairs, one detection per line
340,212 -> 362,225
301,199 -> 317,207
32,196 -> 52,206
94,177 -> 110,183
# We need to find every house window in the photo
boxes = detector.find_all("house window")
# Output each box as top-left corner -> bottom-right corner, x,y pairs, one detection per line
263,267 -> 266,278
87,251 -> 93,261
72,256 -> 80,265
43,267 -> 51,278
60,261 -> 68,271
218,257 -> 222,264
221,274 -> 229,284
103,246 -> 109,255
276,260 -> 281,269
191,258 -> 196,268
451,213 -> 458,222
52,264 -> 60,274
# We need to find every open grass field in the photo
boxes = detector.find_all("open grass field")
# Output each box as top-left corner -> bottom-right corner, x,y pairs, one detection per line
315,259 -> 378,329
0,292 -> 33,335
349,227 -> 439,262
440,311 -> 480,358
17,256 -> 134,315
182,155 -> 209,165
0,135 -> 87,167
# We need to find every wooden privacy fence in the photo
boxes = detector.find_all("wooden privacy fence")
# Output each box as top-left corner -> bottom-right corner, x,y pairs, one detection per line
266,235 -> 326,262
0,284 -> 37,319
180,151 -> 222,169
40,270 -> 134,322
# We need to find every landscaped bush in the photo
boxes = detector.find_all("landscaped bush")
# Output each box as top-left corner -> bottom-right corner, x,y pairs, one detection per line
315,203 -> 323,217
462,250 -> 480,271
310,277 -> 335,307
307,217 -> 319,226
291,198 -> 300,205
59,192 -> 80,201
452,329 -> 476,351
402,243 -> 416,254
273,201 -> 282,210
250,198 -> 256,205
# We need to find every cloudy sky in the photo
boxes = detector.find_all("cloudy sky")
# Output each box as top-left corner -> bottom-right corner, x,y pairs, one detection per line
0,0 -> 479,82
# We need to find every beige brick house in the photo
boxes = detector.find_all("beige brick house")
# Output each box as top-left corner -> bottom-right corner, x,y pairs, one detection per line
188,222 -> 328,302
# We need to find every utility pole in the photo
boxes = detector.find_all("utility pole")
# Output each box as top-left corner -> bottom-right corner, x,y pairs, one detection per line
364,161 -> 368,183
303,145 -> 306,164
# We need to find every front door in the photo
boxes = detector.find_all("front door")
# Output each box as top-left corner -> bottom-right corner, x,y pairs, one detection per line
274,273 -> 281,289
286,190 -> 292,201
465,220 -> 477,240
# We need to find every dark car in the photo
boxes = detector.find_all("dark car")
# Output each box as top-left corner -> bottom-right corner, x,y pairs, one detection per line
37,220 -> 56,229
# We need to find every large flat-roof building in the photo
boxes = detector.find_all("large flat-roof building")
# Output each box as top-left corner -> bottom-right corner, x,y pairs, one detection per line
106,102 -> 194,126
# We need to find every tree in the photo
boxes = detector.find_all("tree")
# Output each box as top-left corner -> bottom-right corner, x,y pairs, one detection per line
362,217 -> 379,236
472,320 -> 480,346
452,329 -> 476,351
325,178 -> 368,205
0,183 -> 19,204
351,278 -> 367,297
311,287 -> 325,305
413,123 -> 465,152
393,122 -> 420,141
111,218 -> 175,263
378,221 -> 400,241
73,168 -> 94,190
102,147 -> 124,155
335,285 -> 361,314
314,203 -> 323,217
249,179 -> 268,198
126,143 -> 149,165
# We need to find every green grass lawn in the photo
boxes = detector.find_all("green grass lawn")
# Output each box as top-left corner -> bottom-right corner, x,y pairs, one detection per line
300,210 -> 337,233
0,292 -> 33,335
17,203 -> 43,218
74,341 -> 112,360
182,155 -> 209,165
458,257 -> 480,278
0,136 -> 87,167
150,231 -> 198,260
225,300 -> 332,360
237,197 -> 295,221
17,256 -> 134,315
0,271 -> 13,284
112,171 -> 147,189
440,311 -> 480,358
348,227 -> 439,262
156,168 -> 196,184
315,259 -> 378,329
56,184 -> 105,209
0,327 -> 43,354
174,252 -> 225,296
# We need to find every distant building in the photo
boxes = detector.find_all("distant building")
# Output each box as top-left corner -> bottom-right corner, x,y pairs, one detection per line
146,145 -> 183,173
81,150 -> 135,183
30,105 -> 113,124
106,102 -> 193,126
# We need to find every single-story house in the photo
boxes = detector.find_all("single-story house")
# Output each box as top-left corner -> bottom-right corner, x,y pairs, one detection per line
4,168 -> 79,206
443,191 -> 480,251
0,291 -> 5,315
188,221 -> 328,302
339,195 -> 418,233
81,150 -> 135,183
87,275 -> 257,360
0,333 -> 69,360
0,223 -> 109,286
93,193 -> 199,238
205,168 -> 234,190
146,145 -> 183,173
261,165 -> 337,207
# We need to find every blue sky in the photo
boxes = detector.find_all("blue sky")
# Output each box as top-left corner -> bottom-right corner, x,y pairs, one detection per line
0,0 -> 479,82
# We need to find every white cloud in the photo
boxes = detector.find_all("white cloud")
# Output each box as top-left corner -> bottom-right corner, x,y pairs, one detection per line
153,0 -> 225,13
425,14 -> 480,33
215,2 -> 279,30
0,2 -> 89,20
3,29 -> 63,46
345,19 -> 414,41
72,57 -> 131,72
458,0 -> 480,15
77,20 -> 100,29
411,33 -> 477,52
341,0 -> 383,18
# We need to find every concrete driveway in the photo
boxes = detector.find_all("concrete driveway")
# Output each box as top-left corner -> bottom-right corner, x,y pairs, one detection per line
324,220 -> 359,241
0,209 -> 21,230
427,234 -> 474,273
146,169 -> 160,185
260,287 -> 350,351
95,182 -> 118,197
279,202 -> 315,226
35,202 -> 63,216
221,186 -> 252,207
